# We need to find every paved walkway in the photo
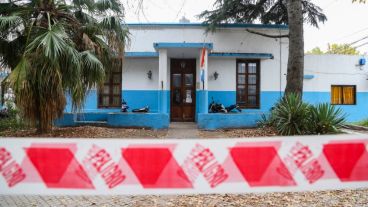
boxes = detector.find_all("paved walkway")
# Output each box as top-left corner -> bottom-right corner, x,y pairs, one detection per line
165,122 -> 199,138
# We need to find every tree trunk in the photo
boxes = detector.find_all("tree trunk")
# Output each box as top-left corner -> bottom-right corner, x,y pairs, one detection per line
285,0 -> 304,96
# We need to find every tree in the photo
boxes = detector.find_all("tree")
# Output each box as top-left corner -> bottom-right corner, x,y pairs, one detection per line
0,0 -> 128,133
307,44 -> 361,55
199,0 -> 326,96
327,44 -> 361,55
306,47 -> 324,55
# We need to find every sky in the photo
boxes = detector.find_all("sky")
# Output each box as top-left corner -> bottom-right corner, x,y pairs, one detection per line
122,0 -> 368,54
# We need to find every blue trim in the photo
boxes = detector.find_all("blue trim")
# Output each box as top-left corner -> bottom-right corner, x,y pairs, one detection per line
127,23 -> 288,30
107,113 -> 169,129
125,52 -> 158,57
304,75 -> 315,79
153,42 -> 213,49
209,52 -> 273,59
55,113 -> 170,129
198,113 -> 263,130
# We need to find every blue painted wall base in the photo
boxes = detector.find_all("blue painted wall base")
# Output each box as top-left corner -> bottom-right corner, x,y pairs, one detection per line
55,112 -> 169,129
197,112 -> 264,130
107,113 -> 169,129
61,89 -> 368,130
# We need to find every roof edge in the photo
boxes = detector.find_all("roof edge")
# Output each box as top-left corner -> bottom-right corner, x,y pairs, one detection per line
126,23 -> 288,30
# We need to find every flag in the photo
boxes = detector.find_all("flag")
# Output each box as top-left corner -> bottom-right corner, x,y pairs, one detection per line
200,48 -> 206,68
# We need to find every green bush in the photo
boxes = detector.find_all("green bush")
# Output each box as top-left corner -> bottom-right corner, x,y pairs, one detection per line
309,103 -> 346,134
272,93 -> 312,135
0,108 -> 28,133
355,119 -> 368,127
259,93 -> 346,135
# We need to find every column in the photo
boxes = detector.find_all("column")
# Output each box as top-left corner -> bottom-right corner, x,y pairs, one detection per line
158,49 -> 168,113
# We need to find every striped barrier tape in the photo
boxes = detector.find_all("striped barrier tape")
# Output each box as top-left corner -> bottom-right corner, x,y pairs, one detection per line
0,135 -> 368,195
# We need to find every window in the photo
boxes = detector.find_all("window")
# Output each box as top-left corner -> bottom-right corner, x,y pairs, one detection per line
331,85 -> 356,105
98,59 -> 122,108
236,60 -> 260,108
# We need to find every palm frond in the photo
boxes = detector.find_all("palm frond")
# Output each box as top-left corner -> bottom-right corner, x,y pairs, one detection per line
0,14 -> 23,31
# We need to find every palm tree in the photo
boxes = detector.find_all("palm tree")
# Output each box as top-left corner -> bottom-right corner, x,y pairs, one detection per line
199,0 -> 327,96
0,0 -> 128,133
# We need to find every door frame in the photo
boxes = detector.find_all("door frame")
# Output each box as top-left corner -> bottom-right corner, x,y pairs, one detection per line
170,58 -> 196,122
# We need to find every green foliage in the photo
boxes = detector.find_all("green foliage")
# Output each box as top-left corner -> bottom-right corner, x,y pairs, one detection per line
306,44 -> 361,55
355,119 -> 368,127
271,93 -> 312,136
0,0 -> 129,133
0,108 -> 28,133
306,47 -> 324,55
327,44 -> 360,55
259,94 -> 346,135
198,0 -> 327,31
310,103 -> 346,134
258,113 -> 276,128
352,0 -> 366,3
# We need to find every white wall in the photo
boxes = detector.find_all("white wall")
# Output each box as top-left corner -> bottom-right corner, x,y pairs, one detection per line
208,58 -> 235,91
122,58 -> 158,90
304,54 -> 368,92
127,26 -> 288,58
126,26 -> 289,92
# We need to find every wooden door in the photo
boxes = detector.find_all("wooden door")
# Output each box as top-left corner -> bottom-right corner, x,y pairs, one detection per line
170,59 -> 196,122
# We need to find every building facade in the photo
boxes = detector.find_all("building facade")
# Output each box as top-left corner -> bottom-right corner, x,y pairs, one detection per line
57,23 -> 368,129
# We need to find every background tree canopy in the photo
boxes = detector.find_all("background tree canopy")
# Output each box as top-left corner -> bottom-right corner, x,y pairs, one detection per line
307,44 -> 361,55
199,0 -> 327,31
0,0 -> 129,133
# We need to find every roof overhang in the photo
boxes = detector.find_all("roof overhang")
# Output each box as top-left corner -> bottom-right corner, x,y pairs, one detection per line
153,42 -> 213,50
125,52 -> 159,58
209,52 -> 274,59
127,23 -> 288,30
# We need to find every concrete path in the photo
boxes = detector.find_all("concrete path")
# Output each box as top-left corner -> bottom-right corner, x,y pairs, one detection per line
165,122 -> 199,138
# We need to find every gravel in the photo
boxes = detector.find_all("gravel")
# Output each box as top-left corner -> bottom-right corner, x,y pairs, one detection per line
1,189 -> 367,206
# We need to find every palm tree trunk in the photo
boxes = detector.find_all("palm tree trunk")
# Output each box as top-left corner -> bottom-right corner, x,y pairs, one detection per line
285,0 -> 304,96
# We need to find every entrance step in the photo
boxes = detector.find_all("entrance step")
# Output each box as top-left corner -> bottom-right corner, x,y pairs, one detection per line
169,122 -> 197,129
166,122 -> 199,138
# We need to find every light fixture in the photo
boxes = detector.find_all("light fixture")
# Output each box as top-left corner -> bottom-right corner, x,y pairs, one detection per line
147,70 -> 152,79
213,71 -> 219,80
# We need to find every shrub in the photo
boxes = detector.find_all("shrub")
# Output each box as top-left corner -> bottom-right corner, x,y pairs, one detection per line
309,103 -> 346,134
271,93 -> 312,135
355,119 -> 368,127
258,113 -> 275,127
259,94 -> 346,135
0,108 -> 28,133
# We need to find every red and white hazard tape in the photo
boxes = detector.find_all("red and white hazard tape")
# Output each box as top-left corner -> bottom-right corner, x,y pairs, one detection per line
0,135 -> 368,195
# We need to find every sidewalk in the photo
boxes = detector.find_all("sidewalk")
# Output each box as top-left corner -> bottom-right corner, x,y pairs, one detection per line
165,122 -> 199,138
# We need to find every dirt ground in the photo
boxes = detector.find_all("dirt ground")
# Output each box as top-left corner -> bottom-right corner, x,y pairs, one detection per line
0,126 -> 168,138
0,125 -> 278,138
1,189 -> 367,207
199,127 -> 278,138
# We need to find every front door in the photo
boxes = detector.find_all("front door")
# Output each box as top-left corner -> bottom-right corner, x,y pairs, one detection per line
170,59 -> 196,122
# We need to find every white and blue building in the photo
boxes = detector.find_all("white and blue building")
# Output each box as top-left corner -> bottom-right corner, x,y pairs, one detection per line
56,23 -> 368,129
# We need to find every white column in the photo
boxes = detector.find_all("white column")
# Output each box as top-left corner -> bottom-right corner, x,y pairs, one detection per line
158,49 -> 168,113
158,49 -> 168,90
